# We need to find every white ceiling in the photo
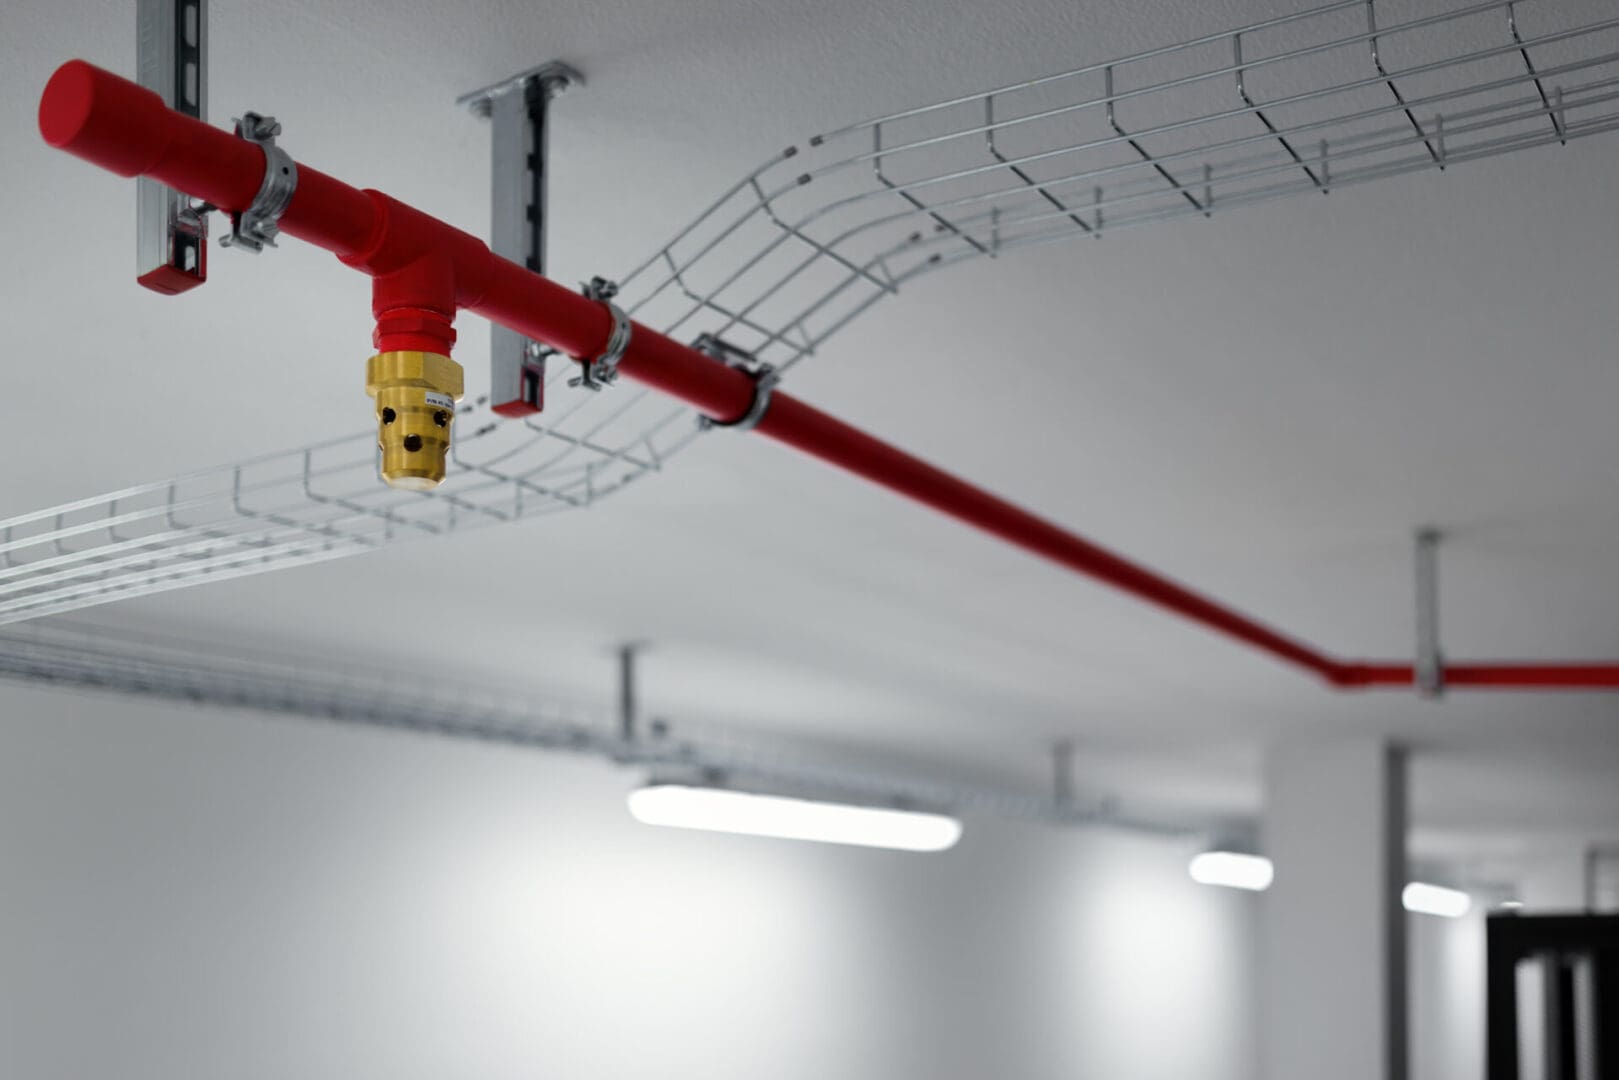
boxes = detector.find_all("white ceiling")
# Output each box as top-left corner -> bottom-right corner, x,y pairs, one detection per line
4,0 -> 1619,881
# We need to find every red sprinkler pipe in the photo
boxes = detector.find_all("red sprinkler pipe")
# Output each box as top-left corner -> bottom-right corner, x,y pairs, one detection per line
1356,664 -> 1619,689
36,60 -> 1619,693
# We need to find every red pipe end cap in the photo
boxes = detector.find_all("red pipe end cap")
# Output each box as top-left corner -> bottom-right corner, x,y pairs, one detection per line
39,61 -> 104,148
39,60 -> 166,176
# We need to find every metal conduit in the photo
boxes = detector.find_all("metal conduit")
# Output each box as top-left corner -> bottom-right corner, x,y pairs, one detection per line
0,620 -> 1186,833
36,59 -> 1619,693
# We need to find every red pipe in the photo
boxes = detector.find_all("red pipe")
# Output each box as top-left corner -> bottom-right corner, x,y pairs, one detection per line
37,60 -> 1619,693
1357,664 -> 1619,689
754,395 -> 1352,685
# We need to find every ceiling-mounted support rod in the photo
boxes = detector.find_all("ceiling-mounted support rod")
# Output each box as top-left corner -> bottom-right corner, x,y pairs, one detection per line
1414,527 -> 1444,698
1052,740 -> 1075,813
458,61 -> 583,419
39,60 -> 1619,694
617,641 -> 644,744
134,0 -> 207,294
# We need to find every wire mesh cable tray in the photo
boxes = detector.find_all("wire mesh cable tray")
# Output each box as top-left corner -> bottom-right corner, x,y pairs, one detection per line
5,0 -> 1619,624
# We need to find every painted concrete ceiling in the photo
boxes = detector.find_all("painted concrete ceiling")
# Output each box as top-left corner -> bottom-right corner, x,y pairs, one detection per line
4,0 -> 1619,881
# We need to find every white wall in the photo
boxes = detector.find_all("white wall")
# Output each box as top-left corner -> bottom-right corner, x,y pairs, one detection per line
0,683 -> 1259,1080
1409,910 -> 1486,1080
1262,739 -> 1406,1080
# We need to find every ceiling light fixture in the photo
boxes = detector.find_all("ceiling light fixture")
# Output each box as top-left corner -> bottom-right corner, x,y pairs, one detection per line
1188,850 -> 1275,891
1185,855 -> 1475,916
626,783 -> 962,852
1402,882 -> 1472,918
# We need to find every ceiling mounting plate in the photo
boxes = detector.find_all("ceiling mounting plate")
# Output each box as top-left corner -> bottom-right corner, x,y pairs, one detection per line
456,59 -> 584,116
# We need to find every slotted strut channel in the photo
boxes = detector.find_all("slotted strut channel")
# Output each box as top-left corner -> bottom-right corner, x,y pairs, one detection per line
20,0 -> 1619,690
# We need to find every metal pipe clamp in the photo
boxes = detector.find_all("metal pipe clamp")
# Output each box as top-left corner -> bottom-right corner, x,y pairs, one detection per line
570,276 -> 632,390
222,111 -> 297,252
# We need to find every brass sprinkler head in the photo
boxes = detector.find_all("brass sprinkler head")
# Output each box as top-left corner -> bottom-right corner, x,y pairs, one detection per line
365,350 -> 465,490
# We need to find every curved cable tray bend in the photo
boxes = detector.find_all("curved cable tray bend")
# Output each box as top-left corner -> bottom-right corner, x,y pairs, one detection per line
5,0 -> 1619,624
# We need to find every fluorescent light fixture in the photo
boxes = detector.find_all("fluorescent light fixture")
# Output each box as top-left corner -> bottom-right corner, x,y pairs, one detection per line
1402,882 -> 1472,918
626,784 -> 962,852
1499,899 -> 1525,911
1188,851 -> 1275,891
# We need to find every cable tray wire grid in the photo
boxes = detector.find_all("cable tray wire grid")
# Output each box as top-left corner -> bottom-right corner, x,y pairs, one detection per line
3,0 -> 1618,625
